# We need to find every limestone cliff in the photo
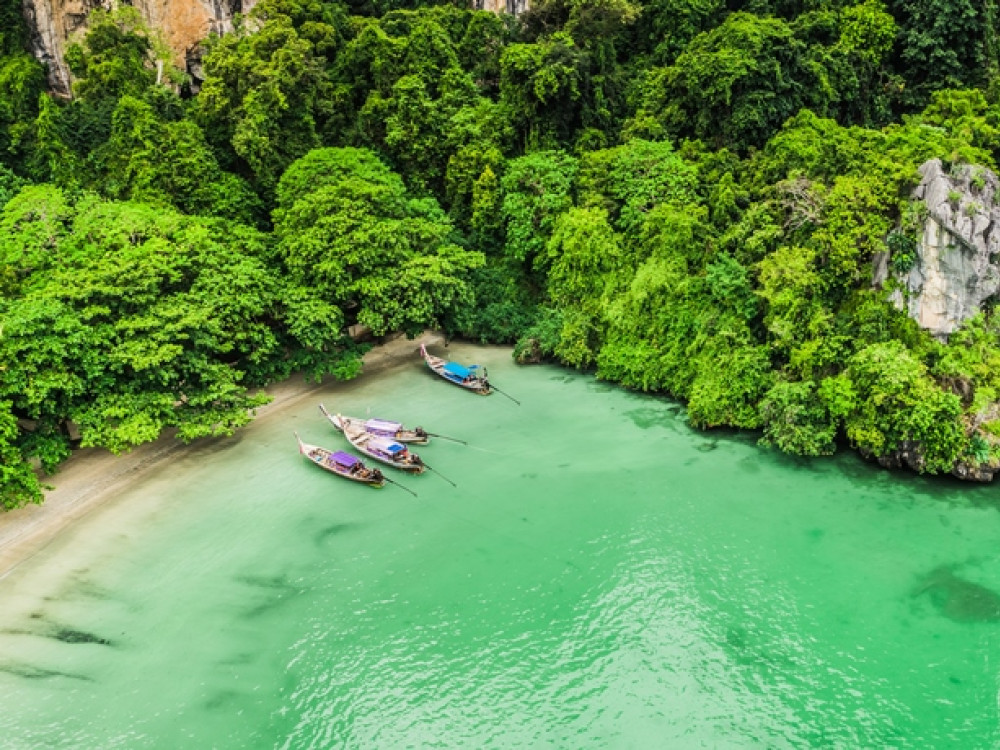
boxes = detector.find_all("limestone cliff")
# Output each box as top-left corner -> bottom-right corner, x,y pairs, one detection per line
473,0 -> 529,14
892,159 -> 1000,339
25,0 -> 519,97
21,0 -> 251,97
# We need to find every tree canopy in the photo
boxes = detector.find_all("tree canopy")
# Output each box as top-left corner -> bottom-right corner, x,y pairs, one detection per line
5,0 -> 1000,505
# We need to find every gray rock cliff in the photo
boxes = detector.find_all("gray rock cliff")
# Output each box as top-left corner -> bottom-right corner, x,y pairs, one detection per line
894,159 -> 1000,339
21,0 -> 252,97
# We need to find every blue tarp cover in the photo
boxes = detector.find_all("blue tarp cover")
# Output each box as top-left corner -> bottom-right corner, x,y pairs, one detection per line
331,451 -> 359,466
370,437 -> 405,454
443,362 -> 472,379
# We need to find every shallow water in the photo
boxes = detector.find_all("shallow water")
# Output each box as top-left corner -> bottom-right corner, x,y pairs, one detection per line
1,343 -> 1000,748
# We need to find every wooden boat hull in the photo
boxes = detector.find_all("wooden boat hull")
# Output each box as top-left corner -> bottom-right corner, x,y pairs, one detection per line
420,344 -> 491,395
319,404 -> 430,444
295,433 -> 385,487
330,414 -> 427,473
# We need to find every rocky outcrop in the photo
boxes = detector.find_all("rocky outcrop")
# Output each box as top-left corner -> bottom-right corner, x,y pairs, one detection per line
21,0 -> 105,96
513,337 -> 543,364
21,0 -> 251,97
473,0 -> 529,14
893,159 -> 1000,339
861,443 -> 999,483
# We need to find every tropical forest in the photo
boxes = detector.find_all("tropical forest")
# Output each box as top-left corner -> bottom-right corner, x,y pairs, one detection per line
3,0 -> 1000,509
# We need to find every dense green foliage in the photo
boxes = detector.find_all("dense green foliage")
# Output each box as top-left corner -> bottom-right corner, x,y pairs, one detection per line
4,0 -> 1000,506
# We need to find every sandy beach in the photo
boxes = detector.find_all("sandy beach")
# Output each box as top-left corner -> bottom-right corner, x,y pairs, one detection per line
0,330 -> 445,580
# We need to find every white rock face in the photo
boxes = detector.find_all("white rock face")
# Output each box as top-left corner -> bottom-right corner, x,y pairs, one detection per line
472,0 -> 529,12
898,159 -> 1000,339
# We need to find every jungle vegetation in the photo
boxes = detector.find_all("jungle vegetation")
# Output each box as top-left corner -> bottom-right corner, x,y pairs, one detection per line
2,0 -> 1000,507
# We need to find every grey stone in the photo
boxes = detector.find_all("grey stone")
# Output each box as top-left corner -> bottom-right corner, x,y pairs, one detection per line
871,250 -> 889,288
20,0 -> 247,97
894,159 -> 1000,339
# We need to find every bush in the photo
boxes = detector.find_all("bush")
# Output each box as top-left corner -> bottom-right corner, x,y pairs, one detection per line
759,380 -> 839,456
513,307 -> 563,363
887,230 -> 919,273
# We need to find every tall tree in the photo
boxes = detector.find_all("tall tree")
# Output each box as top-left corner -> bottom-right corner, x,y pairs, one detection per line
273,147 -> 484,336
888,0 -> 997,111
196,1 -> 336,191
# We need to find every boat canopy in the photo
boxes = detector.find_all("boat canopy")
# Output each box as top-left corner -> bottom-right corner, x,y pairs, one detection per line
365,418 -> 402,434
443,362 -> 473,379
331,451 -> 359,467
369,437 -> 405,454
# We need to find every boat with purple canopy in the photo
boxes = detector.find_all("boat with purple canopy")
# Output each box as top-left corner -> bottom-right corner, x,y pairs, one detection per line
319,404 -> 429,444
294,432 -> 385,487
330,414 -> 427,473
420,344 -> 491,395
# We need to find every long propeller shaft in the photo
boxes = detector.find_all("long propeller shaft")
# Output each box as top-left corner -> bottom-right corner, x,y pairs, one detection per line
383,475 -> 418,498
424,431 -> 468,445
491,385 -> 521,405
423,463 -> 457,487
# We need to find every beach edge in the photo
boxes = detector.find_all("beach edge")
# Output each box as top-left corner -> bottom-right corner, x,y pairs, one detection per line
0,331 -> 445,579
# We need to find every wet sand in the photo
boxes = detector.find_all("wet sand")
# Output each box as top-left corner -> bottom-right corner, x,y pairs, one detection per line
0,331 -> 445,579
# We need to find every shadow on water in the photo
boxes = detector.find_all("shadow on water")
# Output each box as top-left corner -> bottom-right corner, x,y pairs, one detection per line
724,624 -> 780,672
718,620 -> 804,710
622,404 -> 685,432
913,565 -> 1000,622
586,380 -> 616,394
234,574 -> 304,619
217,651 -> 255,667
53,628 -> 113,645
203,689 -> 243,711
587,375 -> 763,449
46,567 -> 118,604
65,579 -> 115,603
558,364 -> 1000,512
313,522 -> 358,548
749,440 -> 1000,516
608,386 -> 686,432
0,661 -> 93,681
1,612 -> 115,647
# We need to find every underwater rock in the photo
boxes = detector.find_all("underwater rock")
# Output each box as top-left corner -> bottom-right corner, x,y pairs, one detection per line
53,628 -> 112,646
913,565 -> 1000,622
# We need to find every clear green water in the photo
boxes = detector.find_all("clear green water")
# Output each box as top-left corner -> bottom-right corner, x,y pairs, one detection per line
2,344 -> 1000,749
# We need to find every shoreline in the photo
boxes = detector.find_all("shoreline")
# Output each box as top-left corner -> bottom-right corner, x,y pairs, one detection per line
0,331 -> 445,580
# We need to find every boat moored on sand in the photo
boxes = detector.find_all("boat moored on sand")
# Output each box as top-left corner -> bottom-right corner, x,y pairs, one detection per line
420,344 -> 491,395
331,414 -> 427,473
319,404 -> 430,444
295,433 -> 385,487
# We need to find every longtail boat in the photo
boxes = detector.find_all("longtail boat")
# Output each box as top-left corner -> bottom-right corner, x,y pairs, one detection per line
331,414 -> 426,473
319,404 -> 429,444
295,433 -> 385,487
420,344 -> 491,395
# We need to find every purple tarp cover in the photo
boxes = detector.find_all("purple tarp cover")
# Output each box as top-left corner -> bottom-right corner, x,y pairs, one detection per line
365,418 -> 402,433
331,451 -> 359,466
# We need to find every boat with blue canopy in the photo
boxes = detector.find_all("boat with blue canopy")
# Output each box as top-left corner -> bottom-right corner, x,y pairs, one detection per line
294,433 -> 385,487
319,404 -> 430,444
420,344 -> 491,395
331,413 -> 427,473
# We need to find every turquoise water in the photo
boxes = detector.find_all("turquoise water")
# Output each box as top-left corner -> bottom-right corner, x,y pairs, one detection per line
1,343 -> 1000,748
